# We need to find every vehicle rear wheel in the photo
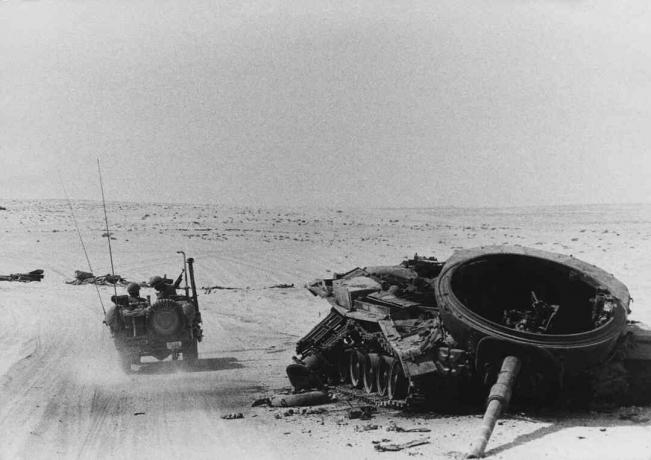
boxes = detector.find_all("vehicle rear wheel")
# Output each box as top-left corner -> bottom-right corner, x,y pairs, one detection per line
184,338 -> 198,363
387,359 -> 408,400
349,350 -> 363,388
118,349 -> 134,373
376,356 -> 392,397
363,353 -> 380,394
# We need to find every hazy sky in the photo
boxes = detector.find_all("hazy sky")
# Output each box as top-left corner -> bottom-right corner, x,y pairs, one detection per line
1,0 -> 650,208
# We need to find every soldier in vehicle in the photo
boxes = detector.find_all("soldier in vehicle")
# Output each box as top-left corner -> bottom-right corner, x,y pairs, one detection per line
126,282 -> 148,307
149,273 -> 199,327
149,275 -> 179,299
105,283 -> 148,332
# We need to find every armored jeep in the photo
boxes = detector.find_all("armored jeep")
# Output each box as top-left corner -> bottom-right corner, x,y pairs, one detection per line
110,256 -> 203,372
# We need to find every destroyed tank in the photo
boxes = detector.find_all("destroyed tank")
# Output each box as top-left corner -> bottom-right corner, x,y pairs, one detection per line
110,255 -> 203,372
293,246 -> 650,412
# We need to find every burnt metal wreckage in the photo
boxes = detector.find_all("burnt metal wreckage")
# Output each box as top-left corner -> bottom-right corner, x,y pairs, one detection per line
289,245 -> 651,457
0,269 -> 44,282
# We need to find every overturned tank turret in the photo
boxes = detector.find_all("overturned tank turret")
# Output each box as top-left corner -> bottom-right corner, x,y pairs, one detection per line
292,246 -> 649,411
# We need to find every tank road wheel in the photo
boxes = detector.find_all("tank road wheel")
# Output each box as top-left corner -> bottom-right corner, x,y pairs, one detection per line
388,359 -> 408,400
363,353 -> 380,394
326,351 -> 348,385
337,353 -> 350,384
349,350 -> 363,388
377,356 -> 392,397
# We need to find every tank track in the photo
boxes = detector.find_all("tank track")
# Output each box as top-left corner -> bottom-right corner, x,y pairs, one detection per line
296,308 -> 434,409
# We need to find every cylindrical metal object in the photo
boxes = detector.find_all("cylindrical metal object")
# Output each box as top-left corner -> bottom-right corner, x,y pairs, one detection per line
187,257 -> 199,313
467,355 -> 521,458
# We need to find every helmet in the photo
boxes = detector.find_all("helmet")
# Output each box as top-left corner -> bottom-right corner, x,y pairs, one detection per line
127,282 -> 140,296
148,275 -> 163,288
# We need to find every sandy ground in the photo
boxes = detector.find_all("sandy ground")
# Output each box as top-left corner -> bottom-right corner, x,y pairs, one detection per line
2,200 -> 651,460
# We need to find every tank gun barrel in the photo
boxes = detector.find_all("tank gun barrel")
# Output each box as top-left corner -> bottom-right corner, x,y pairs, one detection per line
467,355 -> 521,458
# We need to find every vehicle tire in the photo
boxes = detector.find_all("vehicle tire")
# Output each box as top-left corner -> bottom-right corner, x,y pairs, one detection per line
363,353 -> 380,394
149,299 -> 185,337
376,356 -> 392,397
349,350 -> 363,388
387,359 -> 408,400
118,349 -> 134,373
184,338 -> 198,362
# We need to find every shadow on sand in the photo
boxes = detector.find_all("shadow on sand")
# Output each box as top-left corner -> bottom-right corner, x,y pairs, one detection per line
136,357 -> 244,375
483,410 -> 651,457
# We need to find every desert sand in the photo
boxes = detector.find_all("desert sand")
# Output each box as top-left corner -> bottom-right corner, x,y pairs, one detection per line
1,200 -> 651,460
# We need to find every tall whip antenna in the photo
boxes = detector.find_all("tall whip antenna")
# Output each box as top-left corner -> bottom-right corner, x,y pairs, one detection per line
97,158 -> 118,298
58,172 -> 106,316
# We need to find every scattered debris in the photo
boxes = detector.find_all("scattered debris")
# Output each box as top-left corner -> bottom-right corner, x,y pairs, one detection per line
618,406 -> 650,423
269,390 -> 331,407
65,270 -> 139,286
386,423 -> 431,433
374,437 -> 430,452
75,270 -> 94,281
101,232 -> 117,240
202,285 -> 242,293
355,424 -> 380,432
274,406 -> 328,417
252,397 -> 271,407
348,405 -> 375,420
0,269 -> 44,282
302,407 -> 327,415
202,283 -> 295,294
221,413 -> 243,420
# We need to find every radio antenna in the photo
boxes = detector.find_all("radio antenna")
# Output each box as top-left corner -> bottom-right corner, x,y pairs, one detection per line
97,158 -> 118,298
58,171 -> 106,316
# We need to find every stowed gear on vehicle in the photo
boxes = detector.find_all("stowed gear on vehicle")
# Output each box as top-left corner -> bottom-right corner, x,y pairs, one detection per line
108,254 -> 203,372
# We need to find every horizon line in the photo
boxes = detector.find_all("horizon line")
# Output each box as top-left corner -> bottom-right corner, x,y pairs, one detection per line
2,197 -> 651,212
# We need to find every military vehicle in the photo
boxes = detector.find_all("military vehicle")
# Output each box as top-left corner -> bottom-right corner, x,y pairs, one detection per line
109,254 -> 203,372
293,246 -> 651,456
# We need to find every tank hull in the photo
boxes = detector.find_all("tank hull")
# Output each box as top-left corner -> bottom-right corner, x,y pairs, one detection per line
293,247 -> 640,409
